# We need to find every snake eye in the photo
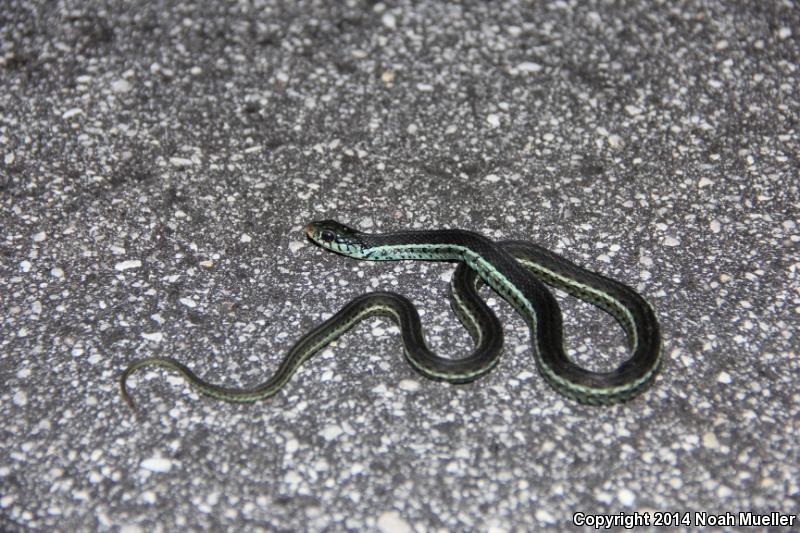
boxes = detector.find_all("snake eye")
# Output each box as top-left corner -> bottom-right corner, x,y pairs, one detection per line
320,230 -> 335,243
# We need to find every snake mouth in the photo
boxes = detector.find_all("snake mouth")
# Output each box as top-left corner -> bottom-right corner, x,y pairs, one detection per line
303,223 -> 314,237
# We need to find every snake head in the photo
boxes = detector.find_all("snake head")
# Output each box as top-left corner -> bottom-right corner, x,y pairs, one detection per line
304,220 -> 370,257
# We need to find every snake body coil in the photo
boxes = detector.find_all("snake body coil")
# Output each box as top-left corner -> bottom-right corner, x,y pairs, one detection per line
120,220 -> 661,410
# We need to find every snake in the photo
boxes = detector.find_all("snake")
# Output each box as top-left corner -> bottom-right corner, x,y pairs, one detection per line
120,220 -> 661,411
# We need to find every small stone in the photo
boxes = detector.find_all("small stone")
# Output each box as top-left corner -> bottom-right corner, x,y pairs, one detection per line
13,390 -> 27,406
111,79 -> 131,93
62,108 -> 83,119
515,62 -> 543,73
240,233 -> 252,243
398,379 -> 420,392
381,70 -> 395,85
284,471 -> 302,487
33,231 -> 47,242
169,157 -> 193,168
377,511 -> 412,533
618,488 -> 635,506
115,259 -> 142,271
381,12 -> 396,29
535,509 -> 556,524
320,424 -> 343,441
703,431 -> 720,449
141,332 -> 163,342
140,457 -> 173,473
285,438 -> 299,454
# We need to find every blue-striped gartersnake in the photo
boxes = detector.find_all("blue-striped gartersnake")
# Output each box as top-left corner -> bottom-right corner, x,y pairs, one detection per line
120,220 -> 661,410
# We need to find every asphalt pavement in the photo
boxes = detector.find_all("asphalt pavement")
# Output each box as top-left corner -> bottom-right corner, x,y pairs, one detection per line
1,1 -> 798,531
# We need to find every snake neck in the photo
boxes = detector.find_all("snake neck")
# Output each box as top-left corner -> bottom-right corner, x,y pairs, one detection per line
363,229 -> 499,261
362,229 -> 558,321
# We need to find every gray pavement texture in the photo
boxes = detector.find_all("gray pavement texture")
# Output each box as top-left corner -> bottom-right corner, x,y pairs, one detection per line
1,0 -> 798,531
